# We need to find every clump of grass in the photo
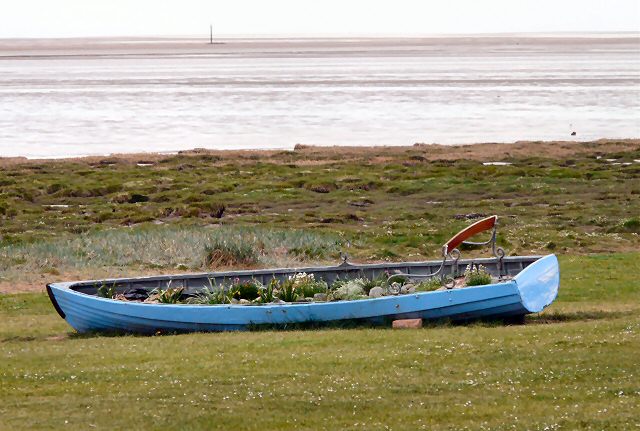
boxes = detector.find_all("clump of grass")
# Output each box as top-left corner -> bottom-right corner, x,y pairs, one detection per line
464,264 -> 493,286
204,239 -> 260,267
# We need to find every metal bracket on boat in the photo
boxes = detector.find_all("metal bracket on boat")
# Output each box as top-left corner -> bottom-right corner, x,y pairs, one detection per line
385,215 -> 505,288
449,215 -> 508,277
339,241 -> 351,267
494,245 -> 506,279
464,218 -> 506,278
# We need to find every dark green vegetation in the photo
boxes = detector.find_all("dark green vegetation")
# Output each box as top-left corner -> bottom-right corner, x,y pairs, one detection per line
0,140 -> 638,290
1,254 -> 638,430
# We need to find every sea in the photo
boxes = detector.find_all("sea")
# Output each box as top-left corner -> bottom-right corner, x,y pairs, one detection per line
0,34 -> 638,158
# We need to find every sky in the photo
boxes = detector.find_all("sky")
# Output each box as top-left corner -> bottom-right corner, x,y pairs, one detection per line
0,0 -> 638,38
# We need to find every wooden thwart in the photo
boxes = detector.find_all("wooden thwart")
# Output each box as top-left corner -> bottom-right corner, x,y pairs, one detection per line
444,215 -> 498,254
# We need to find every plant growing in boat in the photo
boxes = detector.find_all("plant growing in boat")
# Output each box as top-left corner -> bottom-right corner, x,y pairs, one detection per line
277,278 -> 298,302
387,274 -> 409,285
357,273 -> 388,294
290,272 -> 328,298
229,278 -> 262,301
330,278 -> 366,300
189,279 -> 232,305
257,278 -> 278,303
414,277 -> 442,292
274,272 -> 329,302
96,282 -> 117,299
148,282 -> 185,304
464,264 -> 493,286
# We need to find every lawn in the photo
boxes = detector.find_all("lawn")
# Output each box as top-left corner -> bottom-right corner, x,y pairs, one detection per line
0,253 -> 638,430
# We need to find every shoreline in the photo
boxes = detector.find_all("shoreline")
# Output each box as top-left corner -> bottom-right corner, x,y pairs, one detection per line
1,138 -> 638,167
1,33 -> 638,59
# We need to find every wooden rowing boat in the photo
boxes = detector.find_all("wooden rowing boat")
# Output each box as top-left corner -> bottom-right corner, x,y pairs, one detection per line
47,216 -> 559,334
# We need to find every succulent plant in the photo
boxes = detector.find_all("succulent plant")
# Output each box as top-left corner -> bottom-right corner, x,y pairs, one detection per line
331,279 -> 366,300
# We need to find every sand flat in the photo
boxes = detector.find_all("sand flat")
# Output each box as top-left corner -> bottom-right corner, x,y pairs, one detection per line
1,35 -> 638,158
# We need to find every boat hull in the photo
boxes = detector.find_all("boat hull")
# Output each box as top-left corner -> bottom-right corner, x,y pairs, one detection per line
47,254 -> 559,334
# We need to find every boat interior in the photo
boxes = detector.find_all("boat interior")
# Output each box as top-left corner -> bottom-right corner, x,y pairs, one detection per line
70,255 -> 541,296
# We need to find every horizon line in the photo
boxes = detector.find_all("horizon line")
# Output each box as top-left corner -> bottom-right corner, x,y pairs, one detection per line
2,30 -> 640,41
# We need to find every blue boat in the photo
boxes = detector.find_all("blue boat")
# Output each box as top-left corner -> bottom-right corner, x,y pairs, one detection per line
46,216 -> 559,334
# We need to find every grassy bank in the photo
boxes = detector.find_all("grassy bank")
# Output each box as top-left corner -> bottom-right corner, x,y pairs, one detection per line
1,253 -> 638,430
0,140 -> 638,291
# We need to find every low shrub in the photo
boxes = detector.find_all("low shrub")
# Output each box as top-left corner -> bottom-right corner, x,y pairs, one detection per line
230,278 -> 261,301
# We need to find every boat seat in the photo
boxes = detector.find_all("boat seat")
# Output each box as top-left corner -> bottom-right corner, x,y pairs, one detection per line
388,215 -> 505,287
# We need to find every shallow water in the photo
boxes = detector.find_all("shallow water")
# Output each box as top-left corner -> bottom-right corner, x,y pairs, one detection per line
0,36 -> 639,158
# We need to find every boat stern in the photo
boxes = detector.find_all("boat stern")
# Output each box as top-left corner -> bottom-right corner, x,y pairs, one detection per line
513,254 -> 560,313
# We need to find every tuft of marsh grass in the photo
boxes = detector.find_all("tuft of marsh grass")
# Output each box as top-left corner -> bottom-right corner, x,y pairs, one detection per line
204,238 -> 260,267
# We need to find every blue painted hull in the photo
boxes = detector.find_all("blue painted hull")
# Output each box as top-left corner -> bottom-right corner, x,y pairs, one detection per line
47,254 -> 559,334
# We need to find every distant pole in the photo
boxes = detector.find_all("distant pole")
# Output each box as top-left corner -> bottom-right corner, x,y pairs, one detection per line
209,25 -> 213,44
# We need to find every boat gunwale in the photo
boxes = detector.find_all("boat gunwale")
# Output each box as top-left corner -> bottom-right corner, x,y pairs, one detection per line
49,255 -> 543,294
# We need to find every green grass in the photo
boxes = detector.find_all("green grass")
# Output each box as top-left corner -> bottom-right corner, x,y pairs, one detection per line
0,141 -> 639,429
1,253 -> 639,430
